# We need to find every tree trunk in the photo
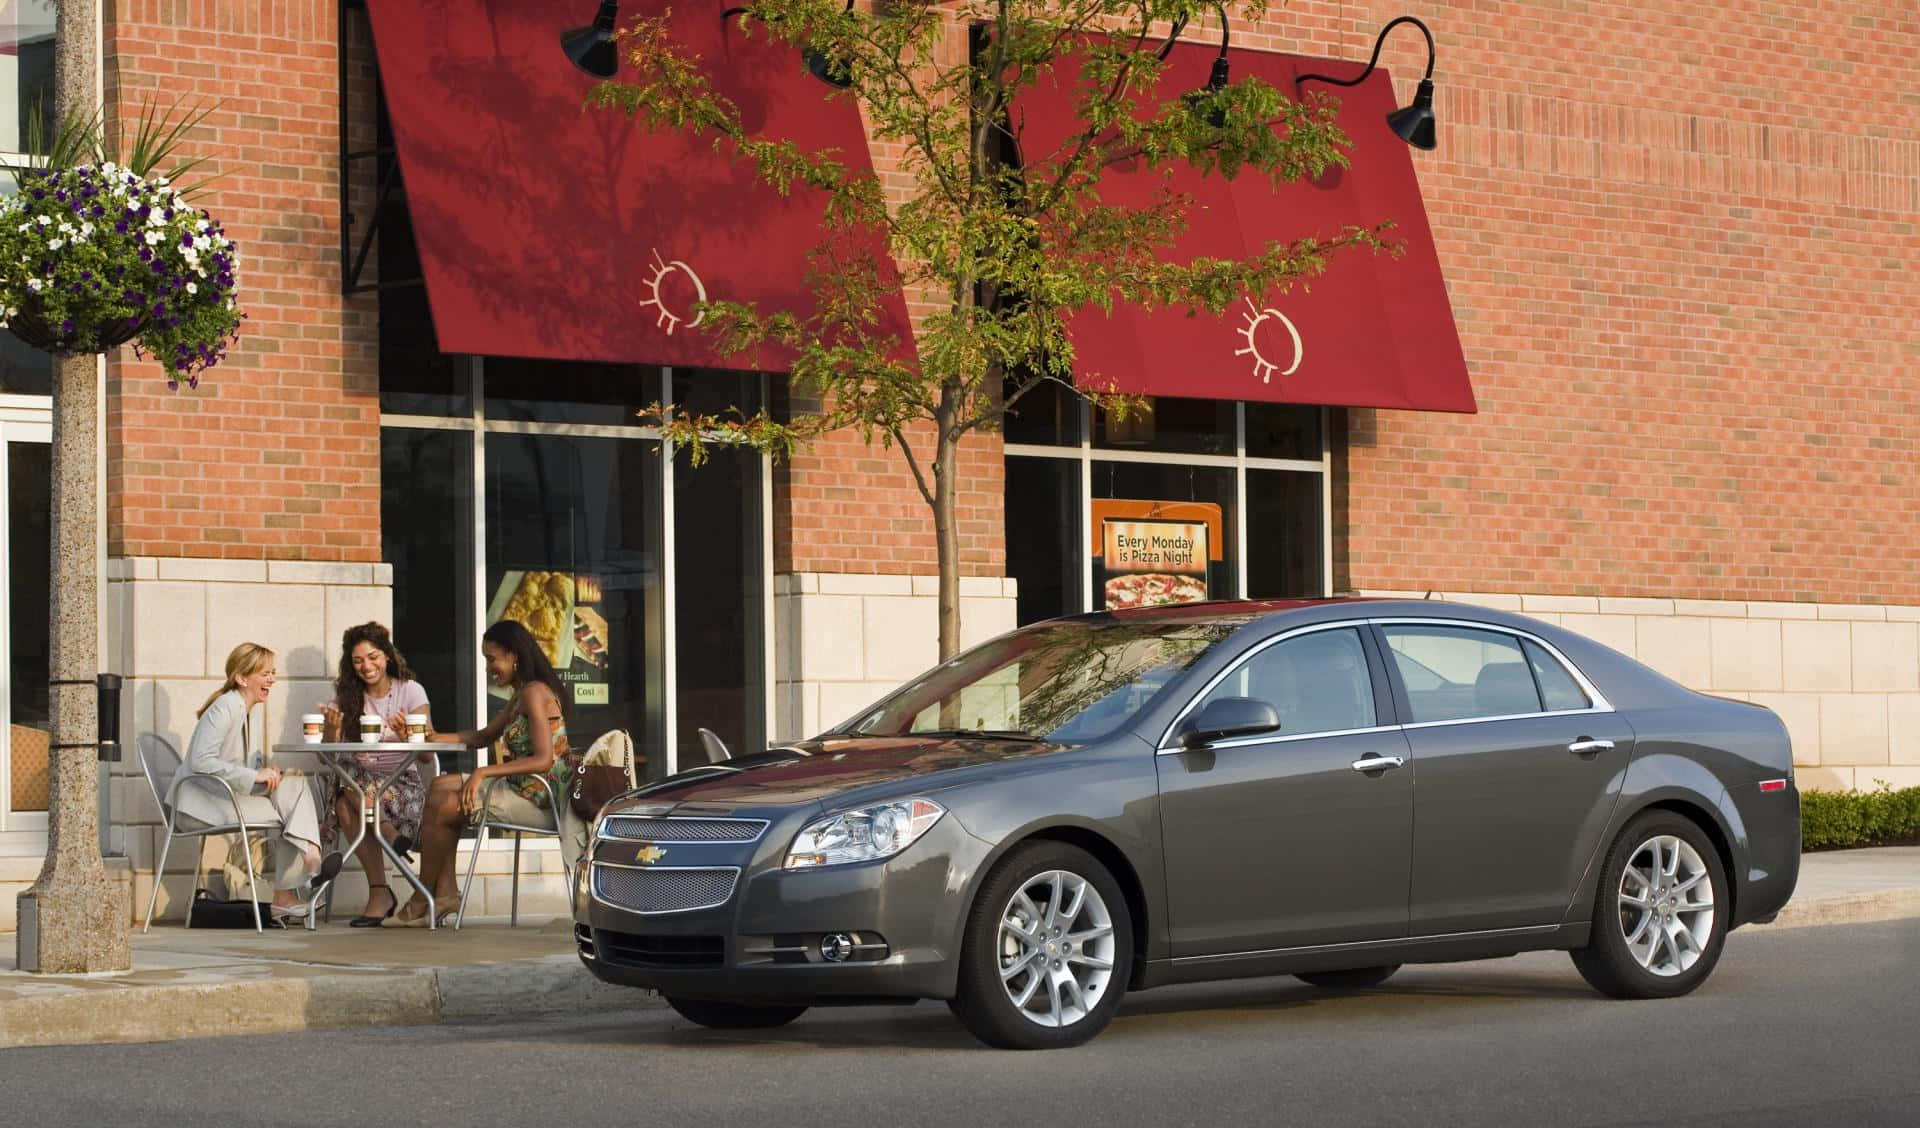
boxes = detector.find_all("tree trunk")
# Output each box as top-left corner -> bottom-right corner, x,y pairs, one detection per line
17,0 -> 128,974
933,422 -> 961,661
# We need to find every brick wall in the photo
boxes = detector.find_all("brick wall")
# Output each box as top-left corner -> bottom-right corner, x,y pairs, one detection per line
104,1 -> 380,561
1315,1 -> 1920,602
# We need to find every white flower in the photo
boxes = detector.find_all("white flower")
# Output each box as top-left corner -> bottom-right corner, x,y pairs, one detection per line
25,278 -> 41,292
47,238 -> 63,250
35,215 -> 51,227
185,282 -> 197,295
144,230 -> 163,245
155,176 -> 170,187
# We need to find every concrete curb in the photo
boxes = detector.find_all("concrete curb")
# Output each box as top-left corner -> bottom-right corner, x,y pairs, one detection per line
1751,887 -> 1920,932
0,955 -> 664,1050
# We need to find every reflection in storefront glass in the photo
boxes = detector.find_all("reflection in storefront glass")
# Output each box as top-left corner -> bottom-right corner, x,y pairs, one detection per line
673,448 -> 765,766
484,357 -> 662,428
485,433 -> 666,777
1244,403 -> 1323,461
1,2 -> 54,155
1092,396 -> 1234,456
381,429 -> 478,762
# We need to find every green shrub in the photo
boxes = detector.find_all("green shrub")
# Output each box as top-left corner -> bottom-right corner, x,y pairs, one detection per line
1801,781 -> 1920,851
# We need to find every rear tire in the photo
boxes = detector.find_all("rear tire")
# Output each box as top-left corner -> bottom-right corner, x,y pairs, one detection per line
1295,964 -> 1400,989
948,841 -> 1133,1050
1570,810 -> 1729,1000
664,996 -> 809,1029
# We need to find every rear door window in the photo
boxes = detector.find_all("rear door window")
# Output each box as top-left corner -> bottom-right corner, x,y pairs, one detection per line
1382,625 -> 1543,723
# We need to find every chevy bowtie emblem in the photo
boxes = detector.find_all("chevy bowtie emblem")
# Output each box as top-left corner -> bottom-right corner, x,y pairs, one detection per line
635,845 -> 667,865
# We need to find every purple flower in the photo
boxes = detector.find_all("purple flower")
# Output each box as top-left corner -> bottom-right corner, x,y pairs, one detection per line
114,219 -> 130,234
61,318 -> 74,333
137,246 -> 152,262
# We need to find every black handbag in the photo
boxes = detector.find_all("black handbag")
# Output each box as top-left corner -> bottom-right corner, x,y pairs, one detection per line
185,889 -> 281,929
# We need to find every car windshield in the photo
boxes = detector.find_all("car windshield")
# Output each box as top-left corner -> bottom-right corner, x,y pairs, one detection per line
834,618 -> 1250,743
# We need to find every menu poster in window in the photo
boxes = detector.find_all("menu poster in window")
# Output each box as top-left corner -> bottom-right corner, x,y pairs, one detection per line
484,570 -> 611,704
1091,500 -> 1224,610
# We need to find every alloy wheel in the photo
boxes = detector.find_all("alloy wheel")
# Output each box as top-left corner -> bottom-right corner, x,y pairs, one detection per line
1617,834 -> 1716,977
996,868 -> 1117,1028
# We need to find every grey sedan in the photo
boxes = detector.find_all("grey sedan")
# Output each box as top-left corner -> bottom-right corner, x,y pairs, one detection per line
572,599 -> 1800,1049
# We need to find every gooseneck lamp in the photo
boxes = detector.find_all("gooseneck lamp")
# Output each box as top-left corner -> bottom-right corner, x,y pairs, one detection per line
1295,15 -> 1438,151
561,1 -> 621,78
721,0 -> 856,88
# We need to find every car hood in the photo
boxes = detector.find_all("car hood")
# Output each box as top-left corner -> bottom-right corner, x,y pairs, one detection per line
603,735 -> 1062,815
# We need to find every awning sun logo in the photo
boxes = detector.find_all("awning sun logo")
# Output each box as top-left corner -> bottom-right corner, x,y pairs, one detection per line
638,249 -> 708,335
1235,296 -> 1304,383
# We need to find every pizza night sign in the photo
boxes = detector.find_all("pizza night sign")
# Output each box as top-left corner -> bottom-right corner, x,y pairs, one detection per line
1092,499 -> 1225,610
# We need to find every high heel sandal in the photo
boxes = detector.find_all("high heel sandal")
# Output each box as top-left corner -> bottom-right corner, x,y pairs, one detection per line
395,892 -> 460,928
349,883 -> 397,928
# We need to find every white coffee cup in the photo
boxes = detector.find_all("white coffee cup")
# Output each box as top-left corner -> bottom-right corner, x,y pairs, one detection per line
406,713 -> 428,743
301,714 -> 324,744
359,714 -> 382,744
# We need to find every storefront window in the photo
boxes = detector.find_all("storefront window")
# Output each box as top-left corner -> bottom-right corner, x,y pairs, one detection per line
485,431 -> 667,776
0,326 -> 50,396
1005,456 -> 1083,623
1004,402 -> 1330,625
381,428 -> 478,760
8,440 -> 49,816
378,285 -> 466,417
0,2 -> 54,156
1092,396 -> 1235,456
485,357 -> 662,428
1091,460 -> 1238,608
1246,468 -> 1324,598
1002,380 -> 1083,447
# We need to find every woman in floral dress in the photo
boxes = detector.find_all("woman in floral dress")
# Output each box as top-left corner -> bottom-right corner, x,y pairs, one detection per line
319,621 -> 431,927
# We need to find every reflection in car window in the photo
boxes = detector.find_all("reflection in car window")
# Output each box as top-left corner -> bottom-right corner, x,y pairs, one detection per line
842,619 -> 1251,743
1384,625 -> 1543,722
1196,628 -> 1375,736
1524,639 -> 1590,711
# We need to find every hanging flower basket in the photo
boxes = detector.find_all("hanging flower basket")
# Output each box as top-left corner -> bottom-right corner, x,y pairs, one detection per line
0,162 -> 242,387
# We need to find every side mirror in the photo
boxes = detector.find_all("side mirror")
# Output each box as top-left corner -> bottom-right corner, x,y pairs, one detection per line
1180,697 -> 1281,749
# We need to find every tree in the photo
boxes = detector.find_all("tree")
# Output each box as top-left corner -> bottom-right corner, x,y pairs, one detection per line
595,0 -> 1389,659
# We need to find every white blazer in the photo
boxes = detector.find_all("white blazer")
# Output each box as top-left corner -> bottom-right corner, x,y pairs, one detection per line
168,689 -> 263,826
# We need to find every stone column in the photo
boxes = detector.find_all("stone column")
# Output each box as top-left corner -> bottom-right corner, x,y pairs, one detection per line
16,0 -> 129,974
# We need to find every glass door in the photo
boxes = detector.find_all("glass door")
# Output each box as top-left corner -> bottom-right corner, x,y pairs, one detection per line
2,417 -> 51,831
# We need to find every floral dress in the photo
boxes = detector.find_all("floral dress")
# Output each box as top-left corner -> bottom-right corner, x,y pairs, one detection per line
497,710 -> 573,809
319,681 -> 429,847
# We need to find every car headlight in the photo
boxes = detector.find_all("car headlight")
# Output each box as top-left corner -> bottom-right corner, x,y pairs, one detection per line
785,798 -> 946,870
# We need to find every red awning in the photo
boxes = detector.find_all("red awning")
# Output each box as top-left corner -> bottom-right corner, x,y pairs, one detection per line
1019,40 -> 1475,413
365,0 -> 912,369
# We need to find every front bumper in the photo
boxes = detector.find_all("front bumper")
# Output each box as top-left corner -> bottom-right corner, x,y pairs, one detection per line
573,818 -> 977,1003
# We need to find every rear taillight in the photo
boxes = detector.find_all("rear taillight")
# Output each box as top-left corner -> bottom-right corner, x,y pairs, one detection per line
1759,778 -> 1788,793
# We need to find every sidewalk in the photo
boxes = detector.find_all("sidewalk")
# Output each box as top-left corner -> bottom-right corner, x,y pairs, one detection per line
4,847 -> 1916,1050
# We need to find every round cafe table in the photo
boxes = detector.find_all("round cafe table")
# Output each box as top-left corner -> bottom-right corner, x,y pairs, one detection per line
274,741 -> 442,929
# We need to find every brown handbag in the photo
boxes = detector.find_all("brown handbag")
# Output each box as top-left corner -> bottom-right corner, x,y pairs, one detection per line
569,729 -> 636,820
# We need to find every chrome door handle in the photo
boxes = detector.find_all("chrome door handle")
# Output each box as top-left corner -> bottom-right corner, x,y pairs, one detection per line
1350,755 -> 1406,774
1567,739 -> 1615,755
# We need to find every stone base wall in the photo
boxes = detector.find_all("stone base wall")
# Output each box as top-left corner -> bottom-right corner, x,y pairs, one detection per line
1364,591 -> 1920,793
774,573 -> 1019,741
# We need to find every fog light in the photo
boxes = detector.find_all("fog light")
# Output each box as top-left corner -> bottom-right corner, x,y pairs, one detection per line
820,932 -> 856,962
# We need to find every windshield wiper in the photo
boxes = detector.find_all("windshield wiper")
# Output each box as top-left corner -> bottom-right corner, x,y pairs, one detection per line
907,728 -> 1047,742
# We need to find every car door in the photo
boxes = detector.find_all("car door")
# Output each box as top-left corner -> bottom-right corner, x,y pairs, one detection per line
1377,621 -> 1634,936
1156,624 -> 1414,957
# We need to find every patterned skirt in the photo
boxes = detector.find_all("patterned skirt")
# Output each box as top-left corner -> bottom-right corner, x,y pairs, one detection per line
320,758 -> 426,846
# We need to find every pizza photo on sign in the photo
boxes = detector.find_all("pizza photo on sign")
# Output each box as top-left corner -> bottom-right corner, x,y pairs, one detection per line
1104,572 -> 1208,610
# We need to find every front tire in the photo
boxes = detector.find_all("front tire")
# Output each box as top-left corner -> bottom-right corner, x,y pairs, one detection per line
1571,811 -> 1729,999
664,997 -> 809,1029
1295,965 -> 1400,989
948,841 -> 1133,1050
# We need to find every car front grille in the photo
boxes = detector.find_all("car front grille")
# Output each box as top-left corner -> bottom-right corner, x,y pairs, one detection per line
599,816 -> 769,843
592,864 -> 739,914
594,928 -> 726,969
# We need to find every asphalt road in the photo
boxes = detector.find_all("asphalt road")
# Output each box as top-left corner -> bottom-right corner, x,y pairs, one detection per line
11,919 -> 1918,1127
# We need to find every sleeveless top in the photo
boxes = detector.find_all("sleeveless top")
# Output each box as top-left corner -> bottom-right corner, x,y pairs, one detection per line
497,708 -> 573,808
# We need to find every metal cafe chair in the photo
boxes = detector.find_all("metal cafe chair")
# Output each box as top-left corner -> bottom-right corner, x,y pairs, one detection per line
455,773 -> 569,929
137,732 -> 279,933
697,727 -> 731,763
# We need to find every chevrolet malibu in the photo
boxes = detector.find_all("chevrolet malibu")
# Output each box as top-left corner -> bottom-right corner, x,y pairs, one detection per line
573,599 -> 1800,1049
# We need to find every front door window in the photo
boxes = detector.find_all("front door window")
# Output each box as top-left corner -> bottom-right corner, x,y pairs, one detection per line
4,425 -> 50,829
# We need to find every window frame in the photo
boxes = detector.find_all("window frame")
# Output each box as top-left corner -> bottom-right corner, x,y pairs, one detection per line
1371,618 -> 1614,729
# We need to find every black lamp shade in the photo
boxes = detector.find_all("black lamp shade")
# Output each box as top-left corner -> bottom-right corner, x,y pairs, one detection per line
803,48 -> 853,88
1386,77 -> 1436,150
562,1 -> 620,79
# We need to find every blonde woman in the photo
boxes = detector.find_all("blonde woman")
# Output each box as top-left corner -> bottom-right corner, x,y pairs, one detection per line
170,643 -> 341,922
